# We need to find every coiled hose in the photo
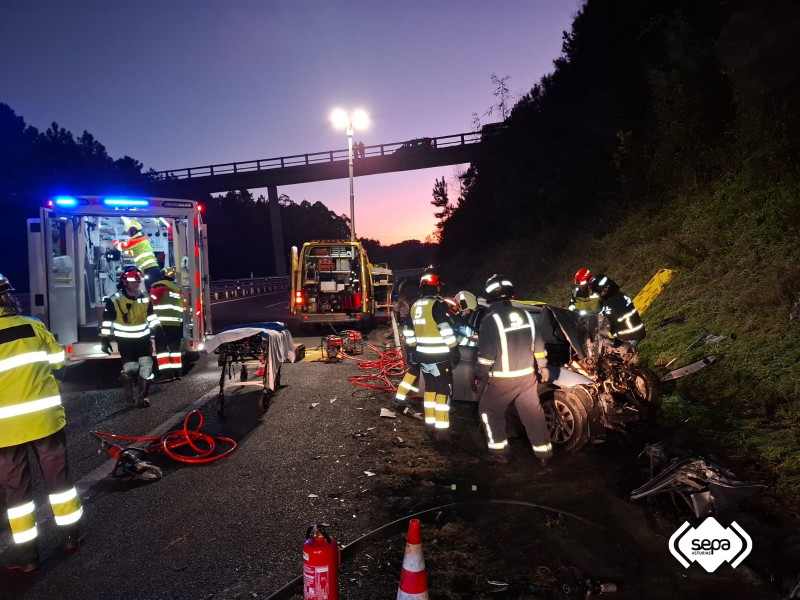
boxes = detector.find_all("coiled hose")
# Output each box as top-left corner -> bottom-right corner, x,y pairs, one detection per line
90,409 -> 237,465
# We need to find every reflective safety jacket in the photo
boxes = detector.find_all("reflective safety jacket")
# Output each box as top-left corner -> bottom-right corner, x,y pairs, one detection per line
474,300 -> 548,379
149,279 -> 185,328
404,296 -> 458,362
589,274 -> 645,342
568,286 -> 601,315
101,290 -> 160,342
0,309 -> 66,448
114,233 -> 159,272
601,292 -> 645,342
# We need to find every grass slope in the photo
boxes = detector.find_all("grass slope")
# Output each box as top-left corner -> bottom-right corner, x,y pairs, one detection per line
478,177 -> 800,500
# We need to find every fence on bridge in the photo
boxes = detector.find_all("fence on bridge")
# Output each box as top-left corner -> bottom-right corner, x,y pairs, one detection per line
150,127 -> 503,182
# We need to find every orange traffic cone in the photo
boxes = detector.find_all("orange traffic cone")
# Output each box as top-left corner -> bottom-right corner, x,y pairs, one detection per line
397,519 -> 429,600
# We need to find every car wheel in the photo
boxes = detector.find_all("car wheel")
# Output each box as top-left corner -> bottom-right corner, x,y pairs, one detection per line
542,389 -> 589,451
630,366 -> 662,416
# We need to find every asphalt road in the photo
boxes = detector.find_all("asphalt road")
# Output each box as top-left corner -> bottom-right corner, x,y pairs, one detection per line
1,290 -> 401,599
1,291 -> 797,599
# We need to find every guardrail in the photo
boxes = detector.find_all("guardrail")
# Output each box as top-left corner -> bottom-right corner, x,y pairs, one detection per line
210,276 -> 290,301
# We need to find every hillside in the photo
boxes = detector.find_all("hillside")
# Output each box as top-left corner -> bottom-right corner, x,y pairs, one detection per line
436,0 -> 800,500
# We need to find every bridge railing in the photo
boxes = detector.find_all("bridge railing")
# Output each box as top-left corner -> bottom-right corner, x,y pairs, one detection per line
150,126 -> 503,182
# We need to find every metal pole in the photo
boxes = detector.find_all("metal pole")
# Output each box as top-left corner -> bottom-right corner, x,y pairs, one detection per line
347,125 -> 355,241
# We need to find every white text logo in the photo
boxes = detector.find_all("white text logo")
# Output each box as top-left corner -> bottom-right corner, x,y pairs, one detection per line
669,517 -> 752,573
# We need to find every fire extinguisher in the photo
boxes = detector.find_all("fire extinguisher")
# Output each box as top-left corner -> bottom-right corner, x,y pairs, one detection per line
303,523 -> 340,600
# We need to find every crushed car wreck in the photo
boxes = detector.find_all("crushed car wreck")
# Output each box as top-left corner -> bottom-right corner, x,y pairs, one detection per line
450,301 -> 662,451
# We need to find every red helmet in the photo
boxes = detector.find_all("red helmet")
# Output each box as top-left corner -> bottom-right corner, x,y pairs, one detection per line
420,266 -> 443,288
574,268 -> 593,286
443,297 -> 459,315
121,266 -> 143,283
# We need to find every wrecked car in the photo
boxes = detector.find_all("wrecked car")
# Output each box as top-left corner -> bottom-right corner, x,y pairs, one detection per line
451,301 -> 662,451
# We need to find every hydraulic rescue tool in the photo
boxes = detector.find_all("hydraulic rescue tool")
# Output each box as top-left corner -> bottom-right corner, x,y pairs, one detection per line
91,410 -> 237,482
107,444 -> 163,481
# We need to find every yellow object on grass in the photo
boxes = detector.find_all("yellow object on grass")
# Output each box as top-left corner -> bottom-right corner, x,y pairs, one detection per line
633,269 -> 677,314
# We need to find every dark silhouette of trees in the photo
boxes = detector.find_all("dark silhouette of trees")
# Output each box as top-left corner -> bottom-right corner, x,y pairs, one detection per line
435,0 -> 800,291
0,103 -> 151,290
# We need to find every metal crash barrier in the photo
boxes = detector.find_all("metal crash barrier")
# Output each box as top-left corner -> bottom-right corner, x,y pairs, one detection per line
210,276 -> 290,301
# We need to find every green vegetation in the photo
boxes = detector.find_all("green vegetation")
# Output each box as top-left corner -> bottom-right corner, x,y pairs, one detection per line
436,0 -> 800,500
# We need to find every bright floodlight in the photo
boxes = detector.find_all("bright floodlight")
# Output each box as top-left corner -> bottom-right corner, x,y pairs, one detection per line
352,109 -> 369,130
331,108 -> 349,130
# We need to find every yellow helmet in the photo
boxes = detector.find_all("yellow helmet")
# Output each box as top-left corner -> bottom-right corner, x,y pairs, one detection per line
122,217 -> 142,232
162,266 -> 177,279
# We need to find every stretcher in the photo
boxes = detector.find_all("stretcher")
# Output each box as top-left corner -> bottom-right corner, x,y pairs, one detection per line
204,322 -> 297,414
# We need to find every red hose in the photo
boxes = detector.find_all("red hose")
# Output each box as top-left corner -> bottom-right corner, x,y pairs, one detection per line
345,345 -> 409,392
90,409 -> 237,464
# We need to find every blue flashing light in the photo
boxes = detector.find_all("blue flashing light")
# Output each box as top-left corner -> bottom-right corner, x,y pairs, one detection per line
53,196 -> 78,207
103,197 -> 150,208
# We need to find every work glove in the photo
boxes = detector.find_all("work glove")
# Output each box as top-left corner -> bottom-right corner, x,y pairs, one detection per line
449,347 -> 461,368
100,338 -> 113,355
537,366 -> 550,384
471,377 -> 482,393
405,348 -> 417,366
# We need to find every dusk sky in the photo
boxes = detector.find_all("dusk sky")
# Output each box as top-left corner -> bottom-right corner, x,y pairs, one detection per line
1,0 -> 579,244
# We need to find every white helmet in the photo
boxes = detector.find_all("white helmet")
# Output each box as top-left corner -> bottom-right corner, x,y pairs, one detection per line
454,290 -> 477,313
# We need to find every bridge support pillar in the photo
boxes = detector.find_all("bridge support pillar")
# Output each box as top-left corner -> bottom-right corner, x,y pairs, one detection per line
268,185 -> 286,277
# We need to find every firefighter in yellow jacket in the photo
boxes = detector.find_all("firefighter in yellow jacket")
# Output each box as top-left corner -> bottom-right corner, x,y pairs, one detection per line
113,218 -> 161,290
473,274 -> 553,465
405,267 -> 460,436
0,275 -> 83,572
100,267 -> 161,407
150,267 -> 185,382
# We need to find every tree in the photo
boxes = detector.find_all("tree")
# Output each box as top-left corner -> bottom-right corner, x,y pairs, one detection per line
484,73 -> 512,121
431,176 -> 451,222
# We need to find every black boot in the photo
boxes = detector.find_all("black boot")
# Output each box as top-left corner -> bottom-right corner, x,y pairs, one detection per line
61,525 -> 84,554
122,375 -> 136,404
4,541 -> 40,573
137,378 -> 151,408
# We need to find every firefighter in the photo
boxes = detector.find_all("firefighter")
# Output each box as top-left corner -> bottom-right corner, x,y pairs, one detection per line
113,218 -> 161,290
473,274 -> 553,465
589,273 -> 646,346
406,266 -> 460,437
452,290 -> 478,346
568,268 -> 602,315
395,313 -> 421,413
100,267 -> 161,407
0,275 -> 83,572
150,266 -> 185,382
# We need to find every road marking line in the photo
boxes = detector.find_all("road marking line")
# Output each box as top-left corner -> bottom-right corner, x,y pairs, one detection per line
0,386 -> 223,555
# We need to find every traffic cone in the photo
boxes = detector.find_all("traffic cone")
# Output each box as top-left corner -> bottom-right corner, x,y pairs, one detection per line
397,519 -> 429,600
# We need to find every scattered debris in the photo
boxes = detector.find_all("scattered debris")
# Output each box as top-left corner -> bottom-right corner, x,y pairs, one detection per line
308,494 -> 319,498
661,355 -> 719,382
631,443 -> 765,519
657,314 -> 686,328
352,431 -> 369,438
364,471 -> 376,477
379,408 -> 396,418
309,402 -> 320,408
790,302 -> 800,321
330,398 -> 337,403
173,565 -> 189,572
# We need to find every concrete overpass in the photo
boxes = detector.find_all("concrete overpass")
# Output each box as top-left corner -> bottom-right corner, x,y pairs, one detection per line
144,126 -> 503,275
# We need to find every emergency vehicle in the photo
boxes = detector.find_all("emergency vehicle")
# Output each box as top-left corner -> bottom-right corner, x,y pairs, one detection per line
290,240 -> 390,330
27,195 -> 213,361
